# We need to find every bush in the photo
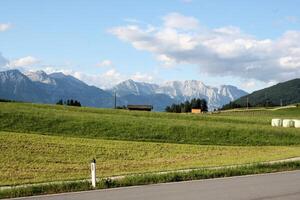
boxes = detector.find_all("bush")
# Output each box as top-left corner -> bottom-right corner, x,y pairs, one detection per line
56,99 -> 81,107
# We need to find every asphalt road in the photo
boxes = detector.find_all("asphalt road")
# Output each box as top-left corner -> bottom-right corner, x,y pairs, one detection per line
13,170 -> 300,200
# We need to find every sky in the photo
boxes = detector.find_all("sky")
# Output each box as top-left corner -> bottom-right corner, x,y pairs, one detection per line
1,0 -> 300,92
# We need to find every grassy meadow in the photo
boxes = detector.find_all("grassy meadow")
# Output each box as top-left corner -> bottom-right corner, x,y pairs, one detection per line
1,131 -> 300,186
0,102 -> 300,186
0,102 -> 300,146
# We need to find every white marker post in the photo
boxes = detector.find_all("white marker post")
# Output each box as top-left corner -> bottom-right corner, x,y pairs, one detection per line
91,159 -> 96,188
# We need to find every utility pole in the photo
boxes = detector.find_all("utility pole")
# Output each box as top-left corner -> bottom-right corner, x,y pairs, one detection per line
114,91 -> 117,109
265,93 -> 268,108
247,97 -> 249,109
280,99 -> 283,107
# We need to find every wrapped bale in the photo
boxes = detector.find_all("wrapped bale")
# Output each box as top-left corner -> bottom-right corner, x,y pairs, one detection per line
282,119 -> 294,128
293,119 -> 300,128
271,119 -> 282,127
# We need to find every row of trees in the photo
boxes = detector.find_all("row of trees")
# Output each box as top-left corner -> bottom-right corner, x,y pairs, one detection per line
165,98 -> 208,113
220,99 -> 280,110
56,99 -> 81,107
220,101 -> 244,110
0,98 -> 15,102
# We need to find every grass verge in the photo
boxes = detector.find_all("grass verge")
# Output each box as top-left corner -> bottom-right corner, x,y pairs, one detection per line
1,161 -> 300,199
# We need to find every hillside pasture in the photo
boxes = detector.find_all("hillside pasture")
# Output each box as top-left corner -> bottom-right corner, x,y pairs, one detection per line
0,102 -> 300,146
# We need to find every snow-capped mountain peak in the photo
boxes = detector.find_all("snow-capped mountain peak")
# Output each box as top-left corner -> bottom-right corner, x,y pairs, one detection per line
0,70 -> 248,111
113,79 -> 248,110
112,79 -> 159,96
218,85 -> 247,101
0,69 -> 29,84
27,70 -> 56,85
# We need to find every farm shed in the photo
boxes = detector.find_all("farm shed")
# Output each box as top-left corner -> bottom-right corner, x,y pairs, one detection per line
191,109 -> 202,114
127,105 -> 153,111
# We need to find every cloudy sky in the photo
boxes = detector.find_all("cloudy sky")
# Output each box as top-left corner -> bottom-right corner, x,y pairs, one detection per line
1,0 -> 300,91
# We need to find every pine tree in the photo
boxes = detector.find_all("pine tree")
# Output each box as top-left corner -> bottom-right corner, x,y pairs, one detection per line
56,99 -> 63,105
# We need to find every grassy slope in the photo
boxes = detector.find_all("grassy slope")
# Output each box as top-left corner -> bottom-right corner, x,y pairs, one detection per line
0,102 -> 300,146
1,131 -> 300,186
230,78 -> 300,106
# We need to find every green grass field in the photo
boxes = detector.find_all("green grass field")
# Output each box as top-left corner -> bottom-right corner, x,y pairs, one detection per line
0,102 -> 300,187
1,131 -> 300,186
0,102 -> 300,146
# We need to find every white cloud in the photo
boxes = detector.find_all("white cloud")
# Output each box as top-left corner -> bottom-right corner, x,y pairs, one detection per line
96,59 -> 113,67
156,54 -> 176,67
9,56 -> 39,67
0,54 -> 39,71
1,53 -> 157,89
279,56 -> 300,69
79,69 -> 122,89
0,53 -> 156,89
78,69 -> 157,89
103,68 -> 121,78
48,68 -> 124,89
42,66 -> 158,89
110,12 -> 300,83
0,23 -> 12,32
241,80 -> 256,89
131,72 -> 154,82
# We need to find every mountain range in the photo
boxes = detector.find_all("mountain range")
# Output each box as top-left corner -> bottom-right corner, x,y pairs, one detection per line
110,79 -> 248,110
0,69 -> 248,111
0,70 -> 114,108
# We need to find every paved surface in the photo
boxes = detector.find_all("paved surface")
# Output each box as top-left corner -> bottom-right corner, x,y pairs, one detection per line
12,170 -> 300,200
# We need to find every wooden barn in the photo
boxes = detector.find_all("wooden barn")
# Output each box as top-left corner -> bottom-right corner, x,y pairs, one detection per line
127,105 -> 153,111
191,108 -> 202,114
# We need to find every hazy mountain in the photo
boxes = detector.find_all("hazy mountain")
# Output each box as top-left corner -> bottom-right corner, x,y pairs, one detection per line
0,70 -> 113,107
0,70 -> 49,102
47,72 -> 114,107
112,80 -> 248,110
111,79 -> 159,96
109,80 -> 172,111
0,70 -> 248,111
226,78 -> 300,107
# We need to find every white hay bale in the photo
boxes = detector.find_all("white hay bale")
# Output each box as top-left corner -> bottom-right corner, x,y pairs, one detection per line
282,119 -> 294,128
293,120 -> 300,128
271,119 -> 282,127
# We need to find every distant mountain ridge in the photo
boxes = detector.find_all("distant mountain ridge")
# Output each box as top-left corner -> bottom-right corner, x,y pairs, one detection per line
0,69 -> 48,102
224,78 -> 300,108
0,69 -> 114,108
111,79 -> 248,110
0,70 -> 248,110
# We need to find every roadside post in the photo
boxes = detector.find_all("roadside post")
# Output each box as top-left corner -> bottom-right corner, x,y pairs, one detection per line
91,158 -> 96,188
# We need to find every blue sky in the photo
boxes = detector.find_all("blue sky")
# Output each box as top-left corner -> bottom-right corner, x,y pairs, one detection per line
1,0 -> 300,91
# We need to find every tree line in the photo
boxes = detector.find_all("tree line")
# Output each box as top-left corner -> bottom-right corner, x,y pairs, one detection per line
56,99 -> 81,107
165,98 -> 208,113
220,99 -> 280,110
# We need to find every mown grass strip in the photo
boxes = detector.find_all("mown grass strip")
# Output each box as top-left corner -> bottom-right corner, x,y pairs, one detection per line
2,131 -> 300,186
1,161 -> 300,199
